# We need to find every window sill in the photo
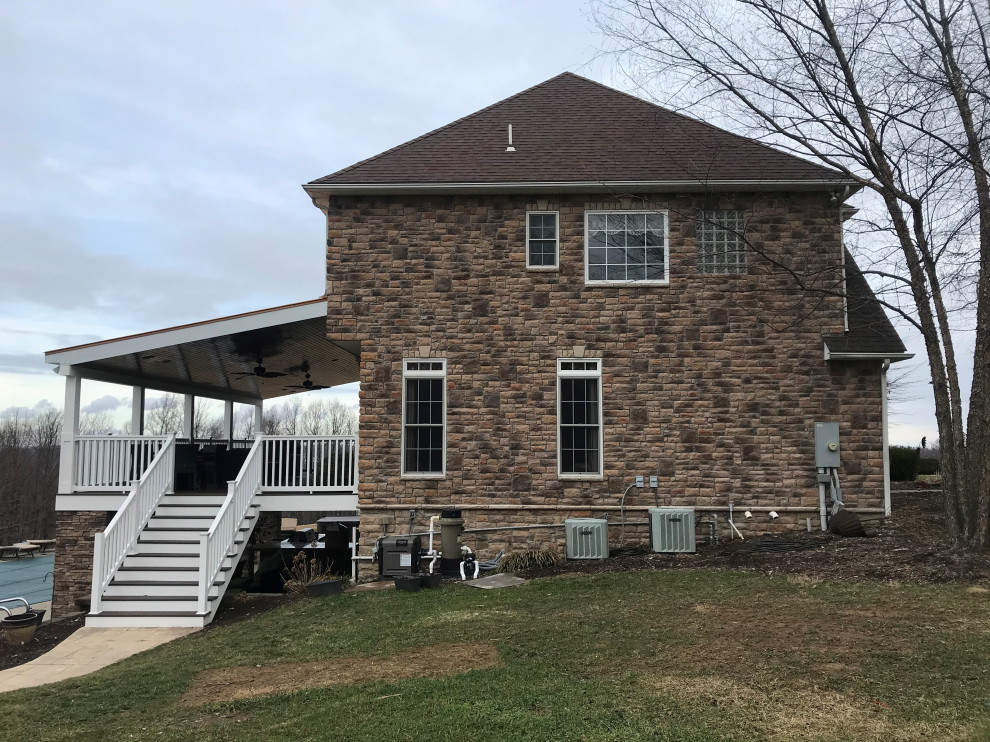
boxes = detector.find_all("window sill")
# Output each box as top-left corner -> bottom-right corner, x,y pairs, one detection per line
401,473 -> 446,480
558,473 -> 605,481
584,279 -> 670,286
526,265 -> 559,272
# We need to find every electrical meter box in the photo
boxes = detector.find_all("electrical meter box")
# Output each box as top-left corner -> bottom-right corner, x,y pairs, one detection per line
814,422 -> 841,468
378,535 -> 422,577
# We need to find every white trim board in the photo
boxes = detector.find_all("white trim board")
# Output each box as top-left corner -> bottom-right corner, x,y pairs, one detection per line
45,299 -> 328,367
56,492 -> 359,512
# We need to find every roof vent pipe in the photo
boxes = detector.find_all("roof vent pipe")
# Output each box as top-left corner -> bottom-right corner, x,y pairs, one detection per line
505,124 -> 516,152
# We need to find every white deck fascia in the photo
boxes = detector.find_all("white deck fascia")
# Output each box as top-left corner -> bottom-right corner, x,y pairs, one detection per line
44,298 -> 328,367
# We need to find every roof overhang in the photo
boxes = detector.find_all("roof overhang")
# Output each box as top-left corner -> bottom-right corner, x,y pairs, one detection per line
304,179 -> 862,198
823,344 -> 914,363
45,298 -> 359,402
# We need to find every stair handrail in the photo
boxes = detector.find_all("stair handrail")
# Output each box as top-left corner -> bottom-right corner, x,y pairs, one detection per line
90,434 -> 176,615
197,434 -> 264,615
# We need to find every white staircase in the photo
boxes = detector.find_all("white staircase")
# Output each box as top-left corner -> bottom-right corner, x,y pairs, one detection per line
86,493 -> 259,627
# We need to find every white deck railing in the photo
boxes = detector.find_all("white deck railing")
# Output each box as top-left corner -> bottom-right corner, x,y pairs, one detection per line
260,435 -> 358,492
197,436 -> 264,614
90,435 -> 176,614
73,436 -> 169,492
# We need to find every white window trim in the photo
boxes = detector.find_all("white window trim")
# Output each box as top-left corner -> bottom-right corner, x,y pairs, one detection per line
526,210 -> 560,271
584,210 -> 670,286
400,358 -> 446,479
557,358 -> 604,480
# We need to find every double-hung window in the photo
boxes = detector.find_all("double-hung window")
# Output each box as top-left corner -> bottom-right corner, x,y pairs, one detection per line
401,359 -> 446,476
557,359 -> 603,477
585,211 -> 668,284
697,209 -> 746,274
527,211 -> 559,269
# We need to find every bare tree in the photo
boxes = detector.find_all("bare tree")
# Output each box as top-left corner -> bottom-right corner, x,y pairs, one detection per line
78,410 -> 117,435
145,393 -> 183,435
0,409 -> 62,543
299,398 -> 358,435
596,0 -> 990,546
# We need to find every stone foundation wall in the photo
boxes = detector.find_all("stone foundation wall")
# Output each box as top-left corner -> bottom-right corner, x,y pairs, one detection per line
355,504 -> 876,578
52,511 -> 107,618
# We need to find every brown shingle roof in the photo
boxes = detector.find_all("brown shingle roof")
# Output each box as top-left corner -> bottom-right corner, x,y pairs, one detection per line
310,72 -> 849,187
825,252 -> 909,357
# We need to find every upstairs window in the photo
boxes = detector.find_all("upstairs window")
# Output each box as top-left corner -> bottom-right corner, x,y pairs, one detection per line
585,211 -> 668,284
527,211 -> 559,269
401,359 -> 446,476
557,359 -> 603,477
697,209 -> 746,274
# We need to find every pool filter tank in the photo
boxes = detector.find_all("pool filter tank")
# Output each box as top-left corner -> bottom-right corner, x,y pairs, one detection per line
438,508 -> 464,576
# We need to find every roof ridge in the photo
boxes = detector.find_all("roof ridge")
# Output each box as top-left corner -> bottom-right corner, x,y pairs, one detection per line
308,72 -> 577,185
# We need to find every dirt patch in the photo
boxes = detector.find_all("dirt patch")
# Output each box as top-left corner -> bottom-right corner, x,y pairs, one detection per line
182,642 -> 501,706
646,674 -> 965,741
516,487 -> 990,585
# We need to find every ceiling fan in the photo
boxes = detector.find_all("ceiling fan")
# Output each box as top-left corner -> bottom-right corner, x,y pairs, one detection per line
284,362 -> 329,391
232,356 -> 287,379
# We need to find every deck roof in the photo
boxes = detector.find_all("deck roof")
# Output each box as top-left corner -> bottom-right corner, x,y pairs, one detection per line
45,298 -> 358,402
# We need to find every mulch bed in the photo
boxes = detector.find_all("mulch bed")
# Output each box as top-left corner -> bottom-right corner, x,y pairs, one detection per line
517,485 -> 990,585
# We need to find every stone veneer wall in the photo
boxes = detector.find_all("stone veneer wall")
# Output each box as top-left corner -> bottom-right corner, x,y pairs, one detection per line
52,510 -> 106,618
322,192 -> 886,576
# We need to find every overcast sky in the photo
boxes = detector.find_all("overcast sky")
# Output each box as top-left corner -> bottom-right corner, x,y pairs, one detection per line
0,1 -> 937,444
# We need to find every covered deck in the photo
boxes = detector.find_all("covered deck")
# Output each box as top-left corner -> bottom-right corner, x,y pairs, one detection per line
45,297 -> 360,512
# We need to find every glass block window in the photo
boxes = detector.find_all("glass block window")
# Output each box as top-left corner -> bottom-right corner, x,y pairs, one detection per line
557,359 -> 603,476
697,209 -> 746,274
586,211 -> 668,284
527,212 -> 559,269
402,359 -> 446,476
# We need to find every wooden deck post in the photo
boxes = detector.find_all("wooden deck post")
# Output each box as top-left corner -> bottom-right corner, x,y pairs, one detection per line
254,402 -> 264,435
131,386 -> 145,435
58,368 -> 81,494
223,400 -> 234,446
182,394 -> 195,440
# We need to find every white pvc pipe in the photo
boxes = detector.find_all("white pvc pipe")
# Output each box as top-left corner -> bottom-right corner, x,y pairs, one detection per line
818,468 -> 828,531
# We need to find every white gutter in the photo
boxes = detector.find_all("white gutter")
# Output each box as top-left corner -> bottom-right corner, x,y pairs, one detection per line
881,358 -> 891,516
304,178 -> 860,197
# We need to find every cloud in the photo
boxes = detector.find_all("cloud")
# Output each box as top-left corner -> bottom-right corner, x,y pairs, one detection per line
0,399 -> 56,420
145,394 -> 180,411
0,353 -> 52,374
82,394 -> 128,414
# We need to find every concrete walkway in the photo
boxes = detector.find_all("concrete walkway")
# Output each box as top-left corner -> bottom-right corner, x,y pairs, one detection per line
0,626 -> 196,693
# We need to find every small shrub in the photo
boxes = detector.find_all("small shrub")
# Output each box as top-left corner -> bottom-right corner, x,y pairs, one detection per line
918,457 -> 941,476
889,446 -> 920,481
281,552 -> 343,595
496,546 -> 564,573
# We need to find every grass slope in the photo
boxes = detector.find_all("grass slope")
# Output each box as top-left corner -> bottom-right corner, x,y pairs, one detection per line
2,570 -> 990,741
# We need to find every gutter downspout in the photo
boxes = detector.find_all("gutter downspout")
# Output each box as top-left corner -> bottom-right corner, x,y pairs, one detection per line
881,358 -> 892,517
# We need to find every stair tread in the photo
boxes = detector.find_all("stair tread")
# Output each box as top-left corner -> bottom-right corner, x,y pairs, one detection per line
126,552 -> 203,558
109,579 -> 224,585
138,539 -> 200,544
143,528 -> 210,533
117,565 -> 230,572
157,503 -> 221,507
91,611 -> 207,617
103,594 -> 217,602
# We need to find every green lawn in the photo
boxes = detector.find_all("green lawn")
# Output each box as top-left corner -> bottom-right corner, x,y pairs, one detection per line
3,570 -> 990,741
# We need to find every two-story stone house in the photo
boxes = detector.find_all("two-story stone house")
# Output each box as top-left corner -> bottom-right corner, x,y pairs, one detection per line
45,73 -> 908,626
